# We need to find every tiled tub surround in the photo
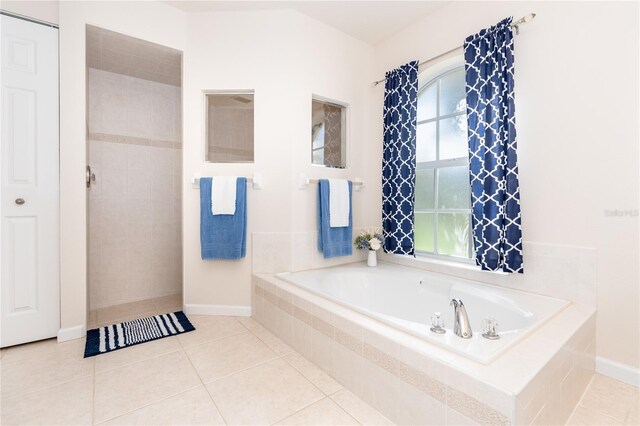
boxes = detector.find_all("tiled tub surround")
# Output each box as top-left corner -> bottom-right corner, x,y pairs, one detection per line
252,230 -> 368,274
88,68 -> 182,309
380,242 -> 597,308
252,271 -> 596,425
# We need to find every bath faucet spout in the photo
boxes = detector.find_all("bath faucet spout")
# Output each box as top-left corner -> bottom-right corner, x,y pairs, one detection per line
450,299 -> 473,339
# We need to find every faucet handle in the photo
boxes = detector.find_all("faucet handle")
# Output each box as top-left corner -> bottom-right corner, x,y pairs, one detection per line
430,312 -> 446,334
481,317 -> 500,340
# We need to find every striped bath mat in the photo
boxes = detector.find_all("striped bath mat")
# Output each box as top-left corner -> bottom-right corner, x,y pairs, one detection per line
84,311 -> 195,357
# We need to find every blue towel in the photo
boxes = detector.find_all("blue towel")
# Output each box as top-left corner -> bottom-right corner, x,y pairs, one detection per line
318,179 -> 353,258
200,177 -> 247,260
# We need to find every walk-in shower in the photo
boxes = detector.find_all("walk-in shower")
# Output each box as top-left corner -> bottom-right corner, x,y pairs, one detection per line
86,26 -> 183,316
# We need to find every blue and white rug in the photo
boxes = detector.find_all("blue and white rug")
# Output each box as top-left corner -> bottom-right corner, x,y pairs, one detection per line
84,311 -> 195,358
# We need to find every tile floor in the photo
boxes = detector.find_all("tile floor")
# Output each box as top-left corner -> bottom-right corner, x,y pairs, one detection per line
0,295 -> 391,425
567,374 -> 639,426
1,295 -> 638,425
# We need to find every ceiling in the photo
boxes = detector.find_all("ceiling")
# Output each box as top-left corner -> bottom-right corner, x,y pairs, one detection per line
164,1 -> 449,45
86,25 -> 182,86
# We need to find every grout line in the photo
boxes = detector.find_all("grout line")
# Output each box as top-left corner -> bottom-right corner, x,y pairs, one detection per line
182,344 -> 229,426
3,367 -> 96,400
198,355 -> 281,387
94,342 -> 184,375
268,393 -> 328,426
565,373 -> 596,423
280,352 -> 342,396
571,404 -> 625,424
176,329 -> 251,352
94,383 -> 202,425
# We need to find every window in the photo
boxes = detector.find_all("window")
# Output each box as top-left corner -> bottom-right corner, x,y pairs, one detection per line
205,92 -> 254,163
311,97 -> 347,168
415,58 -> 473,259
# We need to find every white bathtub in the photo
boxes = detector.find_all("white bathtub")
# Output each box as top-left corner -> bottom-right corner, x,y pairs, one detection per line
276,262 -> 569,363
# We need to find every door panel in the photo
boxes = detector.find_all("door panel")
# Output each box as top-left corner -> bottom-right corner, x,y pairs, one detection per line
1,15 -> 59,347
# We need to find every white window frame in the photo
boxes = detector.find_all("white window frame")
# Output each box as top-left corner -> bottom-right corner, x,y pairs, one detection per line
415,62 -> 474,262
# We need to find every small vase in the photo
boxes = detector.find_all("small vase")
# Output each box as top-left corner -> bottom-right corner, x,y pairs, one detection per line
367,250 -> 377,267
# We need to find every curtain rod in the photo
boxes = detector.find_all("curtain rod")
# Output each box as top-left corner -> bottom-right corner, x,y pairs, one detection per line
372,13 -> 536,87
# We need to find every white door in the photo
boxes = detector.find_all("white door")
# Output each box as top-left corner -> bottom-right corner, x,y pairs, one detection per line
0,15 -> 59,347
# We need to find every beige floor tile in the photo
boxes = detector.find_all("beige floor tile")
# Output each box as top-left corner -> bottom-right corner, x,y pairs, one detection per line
94,350 -> 201,424
240,317 -> 294,355
186,332 -> 278,383
96,299 -> 157,325
101,386 -> 224,425
237,316 -> 265,333
330,389 -> 393,426
206,358 -> 324,425
283,352 -> 342,395
1,337 -> 81,365
177,315 -> 247,348
153,294 -> 183,313
626,402 -> 639,425
1,340 -> 94,397
95,335 -> 182,374
567,405 -> 622,425
1,376 -> 93,425
580,374 -> 639,422
275,397 -> 359,425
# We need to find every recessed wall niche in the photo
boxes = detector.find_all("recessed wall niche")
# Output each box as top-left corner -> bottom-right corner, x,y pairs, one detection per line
205,92 -> 255,163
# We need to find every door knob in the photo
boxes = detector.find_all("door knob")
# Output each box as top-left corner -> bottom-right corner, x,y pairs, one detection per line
15,198 -> 25,205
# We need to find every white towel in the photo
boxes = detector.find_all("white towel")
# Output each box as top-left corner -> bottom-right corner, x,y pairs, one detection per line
211,176 -> 238,215
328,179 -> 350,227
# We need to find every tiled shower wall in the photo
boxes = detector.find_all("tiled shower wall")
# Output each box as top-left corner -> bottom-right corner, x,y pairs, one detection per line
88,68 -> 182,309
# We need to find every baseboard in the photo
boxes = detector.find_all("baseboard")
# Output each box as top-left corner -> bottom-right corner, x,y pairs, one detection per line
57,324 -> 86,342
185,304 -> 251,317
596,356 -> 640,387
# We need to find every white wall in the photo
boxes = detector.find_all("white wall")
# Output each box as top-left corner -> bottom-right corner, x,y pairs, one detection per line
58,1 -> 187,334
183,9 -> 377,312
1,0 -> 58,25
373,1 -> 639,370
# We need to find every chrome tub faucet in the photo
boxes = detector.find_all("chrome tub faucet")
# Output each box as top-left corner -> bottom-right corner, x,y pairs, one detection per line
450,299 -> 473,339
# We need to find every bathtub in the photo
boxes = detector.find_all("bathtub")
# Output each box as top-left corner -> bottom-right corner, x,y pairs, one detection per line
253,260 -> 595,425
275,262 -> 569,364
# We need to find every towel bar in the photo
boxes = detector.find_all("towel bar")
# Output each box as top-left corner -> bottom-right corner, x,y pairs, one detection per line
298,173 -> 365,191
191,173 -> 262,190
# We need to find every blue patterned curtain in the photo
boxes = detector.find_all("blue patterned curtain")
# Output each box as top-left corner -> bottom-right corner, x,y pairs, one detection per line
382,61 -> 418,255
464,17 -> 523,273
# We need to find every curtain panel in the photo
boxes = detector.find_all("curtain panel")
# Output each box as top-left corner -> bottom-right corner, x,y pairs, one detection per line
464,17 -> 524,273
382,61 -> 418,255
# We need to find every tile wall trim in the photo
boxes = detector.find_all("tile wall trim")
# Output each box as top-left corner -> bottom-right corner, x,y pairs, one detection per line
89,132 -> 182,149
256,281 -> 511,426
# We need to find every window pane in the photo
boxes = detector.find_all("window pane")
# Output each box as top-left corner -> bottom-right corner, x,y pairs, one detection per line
437,213 -> 470,257
415,168 -> 434,210
439,115 -> 467,160
438,166 -> 470,209
415,212 -> 434,253
439,68 -> 466,116
416,122 -> 436,163
312,149 -> 323,165
312,123 -> 324,150
417,83 -> 436,121
312,99 -> 346,168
